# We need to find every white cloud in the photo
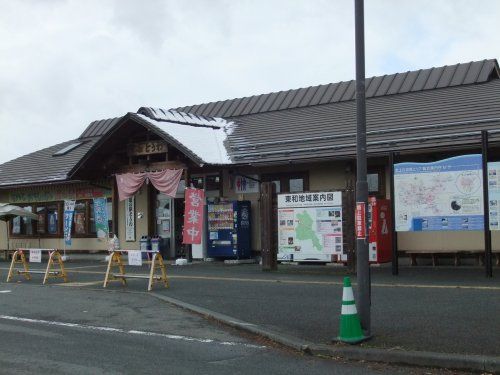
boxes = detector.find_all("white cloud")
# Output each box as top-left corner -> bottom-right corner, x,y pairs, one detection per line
1,0 -> 500,164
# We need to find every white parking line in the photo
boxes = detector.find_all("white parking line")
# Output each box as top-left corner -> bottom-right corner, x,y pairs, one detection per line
0,290 -> 12,293
0,315 -> 266,349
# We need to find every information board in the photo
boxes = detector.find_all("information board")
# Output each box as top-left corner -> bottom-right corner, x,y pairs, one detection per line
277,192 -> 343,261
488,161 -> 500,230
394,154 -> 484,232
128,251 -> 142,266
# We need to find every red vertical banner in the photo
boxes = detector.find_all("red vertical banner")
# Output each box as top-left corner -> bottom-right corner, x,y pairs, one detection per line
183,188 -> 205,244
355,202 -> 366,239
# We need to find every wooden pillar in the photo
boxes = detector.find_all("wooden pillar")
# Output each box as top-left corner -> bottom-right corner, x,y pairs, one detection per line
261,182 -> 277,271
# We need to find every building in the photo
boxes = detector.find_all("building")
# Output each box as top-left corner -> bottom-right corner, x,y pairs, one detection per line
1,59 -> 499,261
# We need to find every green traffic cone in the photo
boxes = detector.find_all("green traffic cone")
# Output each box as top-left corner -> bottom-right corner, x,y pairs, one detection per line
336,276 -> 367,344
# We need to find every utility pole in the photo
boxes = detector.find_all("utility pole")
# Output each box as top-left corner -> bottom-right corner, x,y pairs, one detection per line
354,0 -> 371,335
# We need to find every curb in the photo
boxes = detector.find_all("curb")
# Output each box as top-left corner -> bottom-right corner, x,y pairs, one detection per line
150,293 -> 500,373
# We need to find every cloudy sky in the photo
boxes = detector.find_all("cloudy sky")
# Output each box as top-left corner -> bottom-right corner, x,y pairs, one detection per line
1,0 -> 499,164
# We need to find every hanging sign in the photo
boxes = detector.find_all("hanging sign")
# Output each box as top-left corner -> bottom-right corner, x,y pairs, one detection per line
125,197 -> 135,241
93,198 -> 109,239
128,250 -> 142,266
63,200 -> 76,246
355,202 -> 366,239
29,249 -> 42,263
182,188 -> 205,244
127,141 -> 167,156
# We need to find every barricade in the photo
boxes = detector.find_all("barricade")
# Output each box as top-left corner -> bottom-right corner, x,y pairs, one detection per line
6,249 -> 68,284
103,250 -> 169,292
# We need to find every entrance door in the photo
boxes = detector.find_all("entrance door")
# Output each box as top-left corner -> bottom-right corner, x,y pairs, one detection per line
156,193 -> 173,258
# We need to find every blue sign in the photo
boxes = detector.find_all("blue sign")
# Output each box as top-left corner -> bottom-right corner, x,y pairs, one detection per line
394,154 -> 484,232
63,200 -> 76,246
93,198 -> 109,239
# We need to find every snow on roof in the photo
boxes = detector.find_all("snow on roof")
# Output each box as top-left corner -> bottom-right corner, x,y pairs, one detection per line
134,113 -> 233,165
137,107 -> 232,130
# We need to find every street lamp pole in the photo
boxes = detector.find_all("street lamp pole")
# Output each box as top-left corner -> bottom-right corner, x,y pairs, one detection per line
354,0 -> 371,335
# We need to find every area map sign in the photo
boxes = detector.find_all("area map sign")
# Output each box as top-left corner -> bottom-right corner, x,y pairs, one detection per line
277,192 -> 343,261
394,154 -> 484,232
487,161 -> 500,230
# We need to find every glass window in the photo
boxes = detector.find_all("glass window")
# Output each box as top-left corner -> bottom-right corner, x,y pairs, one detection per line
190,176 -> 204,189
36,207 -> 47,234
206,175 -> 221,191
22,206 -> 33,236
74,202 -> 87,234
289,178 -> 304,192
47,205 -> 59,234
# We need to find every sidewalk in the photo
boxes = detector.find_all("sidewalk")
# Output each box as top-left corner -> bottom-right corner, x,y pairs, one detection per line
1,258 -> 499,372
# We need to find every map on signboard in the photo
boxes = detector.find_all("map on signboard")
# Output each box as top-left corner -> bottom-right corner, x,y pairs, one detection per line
277,192 -> 344,261
394,154 -> 484,232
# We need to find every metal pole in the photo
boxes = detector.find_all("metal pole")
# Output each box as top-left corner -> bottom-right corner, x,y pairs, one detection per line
354,0 -> 370,335
481,130 -> 493,277
389,152 -> 398,275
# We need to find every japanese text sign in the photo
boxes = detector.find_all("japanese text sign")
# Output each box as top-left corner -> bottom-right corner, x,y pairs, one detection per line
182,188 -> 205,244
128,250 -> 142,266
355,202 -> 366,239
29,249 -> 42,263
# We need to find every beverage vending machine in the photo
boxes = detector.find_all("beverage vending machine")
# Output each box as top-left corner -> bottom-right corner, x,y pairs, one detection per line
368,197 -> 392,263
207,201 -> 251,259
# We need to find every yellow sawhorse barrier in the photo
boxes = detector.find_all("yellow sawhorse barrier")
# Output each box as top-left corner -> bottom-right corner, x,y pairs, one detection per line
6,249 -> 68,284
103,250 -> 169,292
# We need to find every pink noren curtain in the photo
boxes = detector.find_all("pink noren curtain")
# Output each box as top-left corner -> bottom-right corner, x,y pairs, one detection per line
116,169 -> 183,201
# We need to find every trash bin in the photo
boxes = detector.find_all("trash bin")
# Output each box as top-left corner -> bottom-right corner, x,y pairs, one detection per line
151,236 -> 170,259
140,236 -> 151,259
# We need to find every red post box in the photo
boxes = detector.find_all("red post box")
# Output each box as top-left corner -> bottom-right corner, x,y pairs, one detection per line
368,197 -> 392,263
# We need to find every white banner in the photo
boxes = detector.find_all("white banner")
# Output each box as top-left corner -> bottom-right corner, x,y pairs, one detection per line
29,249 -> 42,263
125,197 -> 135,241
127,250 -> 142,266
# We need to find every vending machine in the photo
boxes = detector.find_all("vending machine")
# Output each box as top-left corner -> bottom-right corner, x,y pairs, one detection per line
368,197 -> 392,263
207,201 -> 251,259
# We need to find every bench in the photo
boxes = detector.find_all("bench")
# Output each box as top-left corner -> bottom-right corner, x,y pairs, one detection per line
403,250 -> 500,267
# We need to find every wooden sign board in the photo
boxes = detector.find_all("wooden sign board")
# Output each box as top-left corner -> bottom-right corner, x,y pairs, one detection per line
128,141 -> 167,156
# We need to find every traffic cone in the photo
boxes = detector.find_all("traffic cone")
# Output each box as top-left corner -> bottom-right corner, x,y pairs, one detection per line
336,276 -> 367,344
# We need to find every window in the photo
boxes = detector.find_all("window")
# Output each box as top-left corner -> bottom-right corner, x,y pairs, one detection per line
367,166 -> 386,198
261,172 -> 309,193
53,142 -> 83,156
10,199 -> 113,238
205,175 -> 221,191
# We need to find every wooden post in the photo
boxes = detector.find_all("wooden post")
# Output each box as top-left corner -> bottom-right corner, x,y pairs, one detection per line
260,182 -> 277,271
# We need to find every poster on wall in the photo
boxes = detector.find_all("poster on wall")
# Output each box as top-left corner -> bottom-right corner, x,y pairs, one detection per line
234,175 -> 259,193
125,197 -> 135,241
63,200 -> 76,246
394,154 -> 484,232
487,161 -> 500,230
93,197 -> 109,239
277,192 -> 344,262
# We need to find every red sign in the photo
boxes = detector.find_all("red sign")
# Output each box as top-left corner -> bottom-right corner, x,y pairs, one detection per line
355,202 -> 366,239
182,188 -> 205,244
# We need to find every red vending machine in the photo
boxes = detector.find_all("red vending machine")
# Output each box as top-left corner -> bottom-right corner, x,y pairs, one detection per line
368,197 -> 392,263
